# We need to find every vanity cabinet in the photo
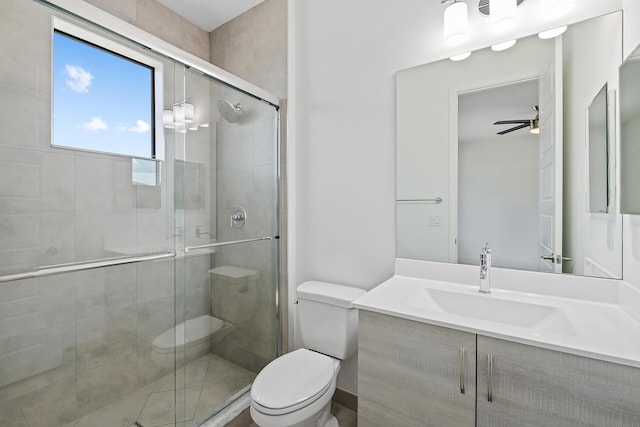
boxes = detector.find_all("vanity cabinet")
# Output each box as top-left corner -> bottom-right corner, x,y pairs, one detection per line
359,311 -> 640,427
358,311 -> 476,427
476,336 -> 640,426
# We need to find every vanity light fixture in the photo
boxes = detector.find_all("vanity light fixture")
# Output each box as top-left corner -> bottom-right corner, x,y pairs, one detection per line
544,0 -> 575,19
491,39 -> 516,51
442,0 -> 469,46
538,26 -> 568,39
490,0 -> 517,33
450,51 -> 472,61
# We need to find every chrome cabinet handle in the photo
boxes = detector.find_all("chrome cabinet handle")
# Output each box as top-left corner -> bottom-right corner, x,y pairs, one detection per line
459,347 -> 466,394
487,354 -> 494,402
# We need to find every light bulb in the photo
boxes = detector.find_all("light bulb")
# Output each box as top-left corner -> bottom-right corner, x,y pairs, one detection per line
538,26 -> 567,39
444,1 -> 469,47
450,51 -> 472,61
491,40 -> 516,51
491,0 -> 517,34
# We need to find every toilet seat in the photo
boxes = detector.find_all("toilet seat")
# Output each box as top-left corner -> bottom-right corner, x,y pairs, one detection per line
251,349 -> 338,416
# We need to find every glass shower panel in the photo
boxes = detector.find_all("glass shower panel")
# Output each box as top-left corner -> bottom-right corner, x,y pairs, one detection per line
177,68 -> 280,426
2,1 -> 279,426
0,1 -> 183,426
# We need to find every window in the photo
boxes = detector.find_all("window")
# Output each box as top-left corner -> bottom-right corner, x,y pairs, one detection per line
52,18 -> 162,160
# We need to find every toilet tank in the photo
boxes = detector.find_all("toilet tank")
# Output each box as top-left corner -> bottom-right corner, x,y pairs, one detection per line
297,281 -> 366,360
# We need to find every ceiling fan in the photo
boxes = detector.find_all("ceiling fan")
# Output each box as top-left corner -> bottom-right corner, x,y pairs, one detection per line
494,105 -> 539,135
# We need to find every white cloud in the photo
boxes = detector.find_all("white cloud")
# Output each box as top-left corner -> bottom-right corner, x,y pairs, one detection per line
129,120 -> 150,134
83,117 -> 108,131
65,64 -> 94,93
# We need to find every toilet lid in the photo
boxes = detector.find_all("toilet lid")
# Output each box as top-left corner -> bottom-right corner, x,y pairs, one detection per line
251,349 -> 336,414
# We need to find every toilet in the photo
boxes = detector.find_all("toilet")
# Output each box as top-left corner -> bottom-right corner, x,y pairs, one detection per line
250,281 -> 366,427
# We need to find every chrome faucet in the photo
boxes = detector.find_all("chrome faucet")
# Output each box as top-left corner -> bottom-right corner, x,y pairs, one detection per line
479,242 -> 491,294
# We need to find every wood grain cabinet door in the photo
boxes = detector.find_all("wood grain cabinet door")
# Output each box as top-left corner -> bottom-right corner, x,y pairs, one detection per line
358,311 -> 476,427
477,336 -> 640,427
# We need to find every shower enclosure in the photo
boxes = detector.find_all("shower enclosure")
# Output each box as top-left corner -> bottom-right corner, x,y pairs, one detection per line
0,1 -> 280,426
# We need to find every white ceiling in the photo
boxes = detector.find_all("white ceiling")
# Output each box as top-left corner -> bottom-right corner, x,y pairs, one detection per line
459,79 -> 538,143
155,0 -> 265,32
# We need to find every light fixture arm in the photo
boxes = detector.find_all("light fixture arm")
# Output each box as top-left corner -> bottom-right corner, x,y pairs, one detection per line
478,0 -> 526,16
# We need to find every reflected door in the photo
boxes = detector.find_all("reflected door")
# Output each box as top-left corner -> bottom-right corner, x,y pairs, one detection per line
538,38 -> 564,273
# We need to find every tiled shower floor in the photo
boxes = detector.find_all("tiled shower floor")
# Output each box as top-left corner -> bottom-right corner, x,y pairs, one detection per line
63,353 -> 255,427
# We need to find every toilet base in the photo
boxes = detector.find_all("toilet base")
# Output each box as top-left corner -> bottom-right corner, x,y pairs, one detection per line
251,400 -> 336,427
319,412 -> 339,427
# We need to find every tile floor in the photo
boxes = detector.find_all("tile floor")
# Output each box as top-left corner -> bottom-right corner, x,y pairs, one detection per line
227,402 -> 357,427
62,353 -> 254,427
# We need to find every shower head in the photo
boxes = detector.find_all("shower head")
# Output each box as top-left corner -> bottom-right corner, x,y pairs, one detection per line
216,99 -> 243,123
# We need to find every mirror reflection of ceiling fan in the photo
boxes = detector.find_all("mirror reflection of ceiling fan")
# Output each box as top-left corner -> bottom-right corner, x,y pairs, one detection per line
494,105 -> 540,135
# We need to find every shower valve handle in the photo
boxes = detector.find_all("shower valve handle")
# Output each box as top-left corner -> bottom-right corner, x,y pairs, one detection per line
231,207 -> 247,229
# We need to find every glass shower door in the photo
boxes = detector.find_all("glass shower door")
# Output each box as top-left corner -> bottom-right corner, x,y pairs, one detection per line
173,68 -> 280,426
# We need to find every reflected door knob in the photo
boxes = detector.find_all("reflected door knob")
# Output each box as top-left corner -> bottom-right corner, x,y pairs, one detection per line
540,254 -> 572,264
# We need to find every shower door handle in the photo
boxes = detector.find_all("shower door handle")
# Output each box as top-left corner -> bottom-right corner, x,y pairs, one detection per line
0,251 -> 176,283
184,236 -> 274,252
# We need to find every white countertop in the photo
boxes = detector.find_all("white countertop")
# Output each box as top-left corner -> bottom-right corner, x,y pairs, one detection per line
353,274 -> 640,369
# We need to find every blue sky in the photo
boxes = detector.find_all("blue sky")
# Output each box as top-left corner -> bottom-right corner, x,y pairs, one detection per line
53,31 -> 154,158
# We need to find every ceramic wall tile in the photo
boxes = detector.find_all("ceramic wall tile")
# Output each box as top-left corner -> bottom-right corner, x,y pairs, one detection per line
18,377 -> 78,427
76,351 -> 138,416
136,258 -> 174,304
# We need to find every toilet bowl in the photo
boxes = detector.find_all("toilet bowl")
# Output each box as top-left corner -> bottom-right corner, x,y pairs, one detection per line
250,281 -> 366,427
250,349 -> 340,427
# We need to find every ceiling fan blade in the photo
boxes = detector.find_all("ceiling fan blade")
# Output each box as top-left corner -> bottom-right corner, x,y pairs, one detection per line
494,120 -> 530,125
497,123 -> 530,135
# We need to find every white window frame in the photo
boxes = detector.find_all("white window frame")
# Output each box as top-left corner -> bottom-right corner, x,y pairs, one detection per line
51,16 -> 165,160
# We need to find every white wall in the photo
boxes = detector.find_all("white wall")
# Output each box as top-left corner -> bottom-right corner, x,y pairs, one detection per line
622,111 -> 640,212
623,0 -> 640,59
290,0 -> 626,394
459,135 -> 539,270
621,0 -> 640,289
563,13 -> 623,278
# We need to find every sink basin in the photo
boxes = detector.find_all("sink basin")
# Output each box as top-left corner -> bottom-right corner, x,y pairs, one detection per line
406,288 -> 558,328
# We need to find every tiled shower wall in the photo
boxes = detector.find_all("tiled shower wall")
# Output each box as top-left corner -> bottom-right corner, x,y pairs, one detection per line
209,99 -> 279,373
209,0 -> 288,355
84,0 -> 210,61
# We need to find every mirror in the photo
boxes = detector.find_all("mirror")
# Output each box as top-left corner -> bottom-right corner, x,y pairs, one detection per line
587,84 -> 609,213
397,11 -> 623,279
620,45 -> 640,214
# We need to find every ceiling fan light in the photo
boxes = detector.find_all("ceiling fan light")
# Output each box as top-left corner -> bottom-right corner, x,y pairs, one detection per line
491,39 -> 516,51
530,118 -> 540,134
444,1 -> 469,46
490,0 -> 517,33
538,26 -> 567,39
450,51 -> 472,61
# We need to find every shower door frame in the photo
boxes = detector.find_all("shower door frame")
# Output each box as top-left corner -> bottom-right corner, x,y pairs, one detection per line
36,0 -> 283,425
